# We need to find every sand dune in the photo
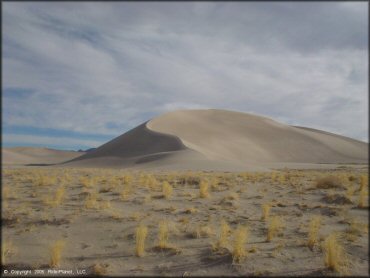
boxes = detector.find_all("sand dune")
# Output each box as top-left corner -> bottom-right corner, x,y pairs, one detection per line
2,147 -> 84,165
65,109 -> 368,170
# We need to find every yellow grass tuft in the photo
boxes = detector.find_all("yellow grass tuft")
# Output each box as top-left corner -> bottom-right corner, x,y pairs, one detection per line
323,233 -> 349,274
267,216 -> 284,242
360,174 -> 368,192
54,186 -> 65,205
358,182 -> 368,208
261,203 -> 271,221
135,224 -> 148,257
157,221 -> 169,248
162,181 -> 173,199
49,240 -> 65,267
2,241 -> 15,265
307,216 -> 321,250
85,192 -> 98,209
212,219 -> 231,251
232,226 -> 248,264
199,180 -> 209,198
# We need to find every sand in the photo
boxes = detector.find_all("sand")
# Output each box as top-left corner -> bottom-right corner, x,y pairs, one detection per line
65,109 -> 368,171
2,147 -> 84,166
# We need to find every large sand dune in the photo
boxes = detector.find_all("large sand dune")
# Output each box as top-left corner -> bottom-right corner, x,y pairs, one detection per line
65,109 -> 368,170
2,147 -> 84,165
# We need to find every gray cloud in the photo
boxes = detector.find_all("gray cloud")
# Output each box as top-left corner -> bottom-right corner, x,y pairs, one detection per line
3,2 -> 368,145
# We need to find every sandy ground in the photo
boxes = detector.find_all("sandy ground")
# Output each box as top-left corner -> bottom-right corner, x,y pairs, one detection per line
2,165 -> 368,276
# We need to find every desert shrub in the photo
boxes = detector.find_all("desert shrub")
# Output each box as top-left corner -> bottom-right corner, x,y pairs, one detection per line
162,181 -> 173,199
232,226 -> 248,264
85,192 -> 98,209
261,203 -> 271,221
323,233 -> 349,274
212,219 -> 231,251
307,216 -> 321,250
2,241 -> 15,265
157,221 -> 169,248
135,224 -> 148,257
267,216 -> 284,242
49,240 -> 65,267
199,180 -> 209,198
358,184 -> 368,208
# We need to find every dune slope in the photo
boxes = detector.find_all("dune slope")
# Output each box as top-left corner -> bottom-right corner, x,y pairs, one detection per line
65,109 -> 368,170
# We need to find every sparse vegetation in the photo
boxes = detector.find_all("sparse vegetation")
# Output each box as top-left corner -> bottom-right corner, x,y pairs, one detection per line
261,203 -> 271,221
212,219 -> 231,252
135,224 -> 148,257
2,167 -> 368,276
199,180 -> 209,198
316,176 -> 343,189
232,226 -> 248,264
157,221 -> 169,248
323,233 -> 349,274
49,240 -> 65,267
307,216 -> 321,250
267,216 -> 284,242
162,181 -> 173,199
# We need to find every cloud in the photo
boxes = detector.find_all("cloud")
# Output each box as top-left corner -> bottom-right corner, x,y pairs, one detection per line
3,2 -> 368,148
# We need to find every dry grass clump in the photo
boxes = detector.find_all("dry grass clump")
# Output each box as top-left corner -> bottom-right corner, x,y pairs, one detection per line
346,219 -> 368,237
44,186 -> 66,207
307,216 -> 321,250
2,241 -> 16,265
123,174 -> 133,185
80,176 -> 94,188
323,233 -> 349,274
184,207 -> 198,214
135,224 -> 148,257
267,216 -> 285,242
92,263 -> 108,275
261,203 -> 271,221
85,192 -> 99,209
316,176 -> 343,189
157,220 -> 169,248
162,181 -> 173,199
212,219 -> 231,252
190,225 -> 215,238
232,226 -> 248,264
199,180 -> 209,198
49,240 -> 65,267
358,182 -> 368,208
278,173 -> 286,184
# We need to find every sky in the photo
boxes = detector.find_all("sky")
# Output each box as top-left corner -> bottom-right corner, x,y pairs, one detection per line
3,2 -> 368,150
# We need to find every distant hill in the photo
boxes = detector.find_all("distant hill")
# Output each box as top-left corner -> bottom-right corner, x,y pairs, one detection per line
2,147 -> 85,165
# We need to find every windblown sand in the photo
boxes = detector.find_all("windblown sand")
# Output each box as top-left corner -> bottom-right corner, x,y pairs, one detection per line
2,166 -> 368,276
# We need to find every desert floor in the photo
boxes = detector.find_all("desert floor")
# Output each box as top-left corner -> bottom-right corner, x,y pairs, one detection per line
2,165 -> 369,276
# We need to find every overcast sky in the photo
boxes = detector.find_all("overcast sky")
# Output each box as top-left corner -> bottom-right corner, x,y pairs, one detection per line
3,2 -> 368,150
